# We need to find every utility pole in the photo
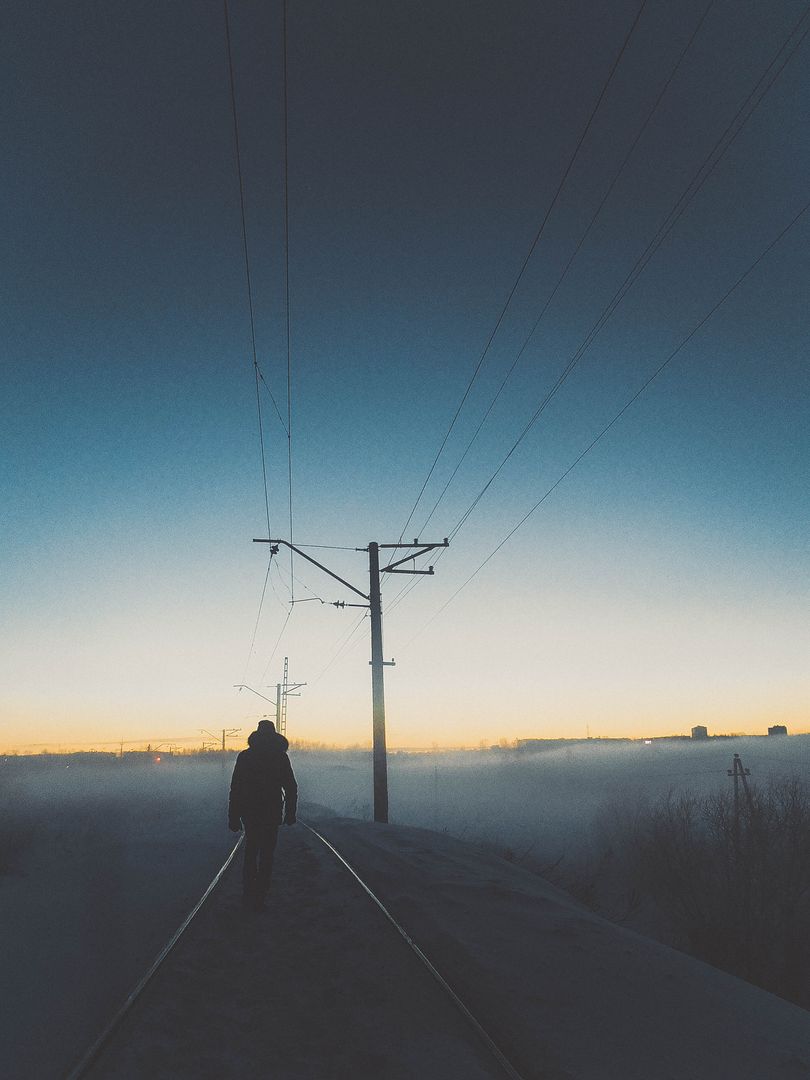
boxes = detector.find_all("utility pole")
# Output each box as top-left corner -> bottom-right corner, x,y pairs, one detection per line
727,753 -> 753,843
275,656 -> 306,737
253,536 -> 448,822
368,542 -> 388,822
201,727 -> 242,752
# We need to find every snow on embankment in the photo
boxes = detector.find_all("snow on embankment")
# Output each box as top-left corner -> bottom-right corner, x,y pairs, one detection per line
86,813 -> 810,1080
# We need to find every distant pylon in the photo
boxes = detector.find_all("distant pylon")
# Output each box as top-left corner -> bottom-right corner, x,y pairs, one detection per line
276,656 -> 305,738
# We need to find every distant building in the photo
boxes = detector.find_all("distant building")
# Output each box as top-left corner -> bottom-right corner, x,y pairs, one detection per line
768,725 -> 788,736
691,726 -> 709,740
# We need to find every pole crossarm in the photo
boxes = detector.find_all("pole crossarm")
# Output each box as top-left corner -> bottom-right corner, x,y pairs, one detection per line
233,683 -> 277,705
378,538 -> 449,549
254,538 -> 370,601
381,541 -> 448,574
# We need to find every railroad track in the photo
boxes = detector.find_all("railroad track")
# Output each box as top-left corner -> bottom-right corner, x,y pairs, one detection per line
65,836 -> 245,1080
65,821 -> 527,1080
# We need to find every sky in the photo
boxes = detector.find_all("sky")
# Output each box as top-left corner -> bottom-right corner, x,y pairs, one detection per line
2,0 -> 808,751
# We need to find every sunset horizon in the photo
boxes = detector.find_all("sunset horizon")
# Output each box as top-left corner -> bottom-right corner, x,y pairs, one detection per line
3,0 -> 807,779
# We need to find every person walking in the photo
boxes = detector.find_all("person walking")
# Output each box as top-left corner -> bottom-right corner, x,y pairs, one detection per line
228,719 -> 298,911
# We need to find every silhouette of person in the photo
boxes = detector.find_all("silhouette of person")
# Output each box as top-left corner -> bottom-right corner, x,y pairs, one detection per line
228,719 -> 298,911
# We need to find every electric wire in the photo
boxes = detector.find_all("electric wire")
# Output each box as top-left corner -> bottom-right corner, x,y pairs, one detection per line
224,0 -> 287,548
272,554 -> 326,604
445,7 -> 810,545
240,557 -> 274,685
309,616 -> 366,687
310,610 -> 369,686
384,4 -> 806,624
413,0 -> 716,539
293,543 -> 361,551
257,366 -> 289,433
268,557 -> 291,609
259,606 -> 294,685
384,0 -> 714,619
228,0 -> 299,687
384,550 -> 447,617
394,0 -> 649,544
282,0 -> 295,601
406,196 -> 810,647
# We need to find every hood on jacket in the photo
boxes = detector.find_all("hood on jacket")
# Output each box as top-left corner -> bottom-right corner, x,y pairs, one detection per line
247,728 -> 289,753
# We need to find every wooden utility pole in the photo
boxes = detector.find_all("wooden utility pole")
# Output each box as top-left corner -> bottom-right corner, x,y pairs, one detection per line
253,536 -> 448,822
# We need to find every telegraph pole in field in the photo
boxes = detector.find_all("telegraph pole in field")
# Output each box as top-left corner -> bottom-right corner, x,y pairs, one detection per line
253,536 -> 448,822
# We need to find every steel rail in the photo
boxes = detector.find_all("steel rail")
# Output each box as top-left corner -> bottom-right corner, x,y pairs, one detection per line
66,823 -> 526,1080
64,836 -> 244,1080
303,822 -> 527,1080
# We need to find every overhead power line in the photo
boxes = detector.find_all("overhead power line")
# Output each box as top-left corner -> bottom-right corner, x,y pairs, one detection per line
294,543 -> 361,551
395,0 -> 649,543
282,0 -> 295,601
256,367 -> 289,432
226,1 -> 301,681
224,0 -> 286,542
385,4 -> 806,625
445,6 -> 810,544
309,609 -> 369,686
408,196 -> 810,645
413,0 -> 716,538
385,2 -> 710,618
259,606 -> 294,685
239,557 -> 273,685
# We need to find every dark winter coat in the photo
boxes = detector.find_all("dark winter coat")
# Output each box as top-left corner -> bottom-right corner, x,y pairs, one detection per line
228,729 -> 298,828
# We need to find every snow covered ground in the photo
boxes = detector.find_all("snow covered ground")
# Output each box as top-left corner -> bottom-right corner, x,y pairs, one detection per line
0,759 -> 235,1079
87,814 -> 810,1080
3,739 -> 810,1078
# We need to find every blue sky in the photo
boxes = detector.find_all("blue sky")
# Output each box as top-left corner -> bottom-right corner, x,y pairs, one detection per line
2,0 -> 808,749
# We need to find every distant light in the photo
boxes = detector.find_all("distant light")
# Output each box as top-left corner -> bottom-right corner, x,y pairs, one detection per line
155,756 -> 161,763
644,739 -> 652,745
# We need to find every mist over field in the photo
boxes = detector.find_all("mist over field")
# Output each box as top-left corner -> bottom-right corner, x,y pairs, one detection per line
299,734 -> 810,859
3,735 -> 810,1076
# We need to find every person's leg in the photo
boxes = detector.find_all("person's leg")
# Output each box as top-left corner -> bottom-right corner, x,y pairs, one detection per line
242,822 -> 260,905
255,823 -> 279,906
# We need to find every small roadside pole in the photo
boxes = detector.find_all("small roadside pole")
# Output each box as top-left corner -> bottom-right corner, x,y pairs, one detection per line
253,536 -> 449,822
728,753 -> 754,843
